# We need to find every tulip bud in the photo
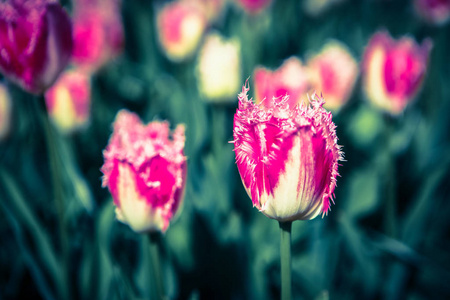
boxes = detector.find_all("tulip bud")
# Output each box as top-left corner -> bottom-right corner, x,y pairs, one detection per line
253,57 -> 310,109
196,32 -> 241,102
307,41 -> 358,112
362,31 -> 432,115
0,0 -> 73,94
157,2 -> 207,62
72,0 -> 124,72
101,110 -> 187,233
0,83 -> 12,140
414,0 -> 450,26
233,84 -> 343,221
44,69 -> 91,133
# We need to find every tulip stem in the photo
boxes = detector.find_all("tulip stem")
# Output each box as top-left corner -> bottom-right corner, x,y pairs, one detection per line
38,95 -> 70,300
279,221 -> 292,300
148,232 -> 164,300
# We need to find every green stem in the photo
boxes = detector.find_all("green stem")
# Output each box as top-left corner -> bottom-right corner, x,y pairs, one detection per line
37,96 -> 70,300
148,232 -> 164,300
279,221 -> 292,300
383,114 -> 397,239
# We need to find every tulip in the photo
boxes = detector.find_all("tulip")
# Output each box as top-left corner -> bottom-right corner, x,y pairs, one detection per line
233,83 -> 343,221
362,31 -> 432,115
307,41 -> 358,112
157,2 -> 207,62
303,0 -> 346,16
197,32 -> 241,102
234,0 -> 272,14
0,0 -> 73,94
101,110 -> 187,233
0,83 -> 12,140
253,57 -> 310,109
183,0 -> 226,22
72,0 -> 124,72
44,69 -> 91,133
414,0 -> 450,26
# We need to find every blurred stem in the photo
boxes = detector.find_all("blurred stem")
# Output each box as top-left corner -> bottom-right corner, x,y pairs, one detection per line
383,115 -> 397,239
37,95 -> 70,300
148,232 -> 164,300
279,221 -> 292,300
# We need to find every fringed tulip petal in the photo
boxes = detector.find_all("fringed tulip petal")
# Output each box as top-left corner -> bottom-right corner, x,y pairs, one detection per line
233,84 -> 343,221
102,110 -> 187,233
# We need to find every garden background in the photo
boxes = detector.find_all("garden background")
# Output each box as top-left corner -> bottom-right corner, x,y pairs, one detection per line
1,0 -> 450,299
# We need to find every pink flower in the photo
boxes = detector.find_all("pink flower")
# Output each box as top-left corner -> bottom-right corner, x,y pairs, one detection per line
157,2 -> 207,62
234,0 -> 272,14
44,69 -> 91,133
414,0 -> 450,26
307,41 -> 358,112
101,110 -> 187,233
0,83 -> 12,140
0,0 -> 73,94
72,0 -> 124,72
253,57 -> 310,109
233,84 -> 343,221
362,31 -> 432,115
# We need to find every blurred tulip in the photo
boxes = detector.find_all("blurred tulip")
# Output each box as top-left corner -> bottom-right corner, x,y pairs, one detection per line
234,0 -> 272,14
0,0 -> 73,94
0,83 -> 12,140
253,57 -> 310,109
362,31 -> 432,115
303,0 -> 346,17
183,0 -> 226,22
414,0 -> 450,26
44,69 -> 91,133
157,2 -> 207,62
233,84 -> 343,221
197,32 -> 241,102
72,0 -> 124,72
101,110 -> 187,233
307,41 -> 358,112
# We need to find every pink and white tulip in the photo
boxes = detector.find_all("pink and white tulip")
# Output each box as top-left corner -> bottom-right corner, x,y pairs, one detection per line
101,110 -> 187,233
44,69 -> 91,133
157,2 -> 207,62
253,57 -> 310,109
72,0 -> 124,72
414,0 -> 450,26
0,0 -> 73,94
362,31 -> 432,115
233,84 -> 343,221
307,41 -> 358,112
0,83 -> 12,140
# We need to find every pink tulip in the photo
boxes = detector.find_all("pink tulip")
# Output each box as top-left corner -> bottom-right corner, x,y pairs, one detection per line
0,83 -> 12,140
253,57 -> 310,109
235,0 -> 272,14
44,69 -> 91,133
72,0 -> 124,72
362,31 -> 432,115
0,0 -> 73,94
101,110 -> 187,233
307,41 -> 358,112
414,0 -> 450,26
157,2 -> 207,62
233,84 -> 343,221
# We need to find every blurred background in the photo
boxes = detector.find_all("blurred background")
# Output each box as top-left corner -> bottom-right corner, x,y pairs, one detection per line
1,0 -> 450,299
